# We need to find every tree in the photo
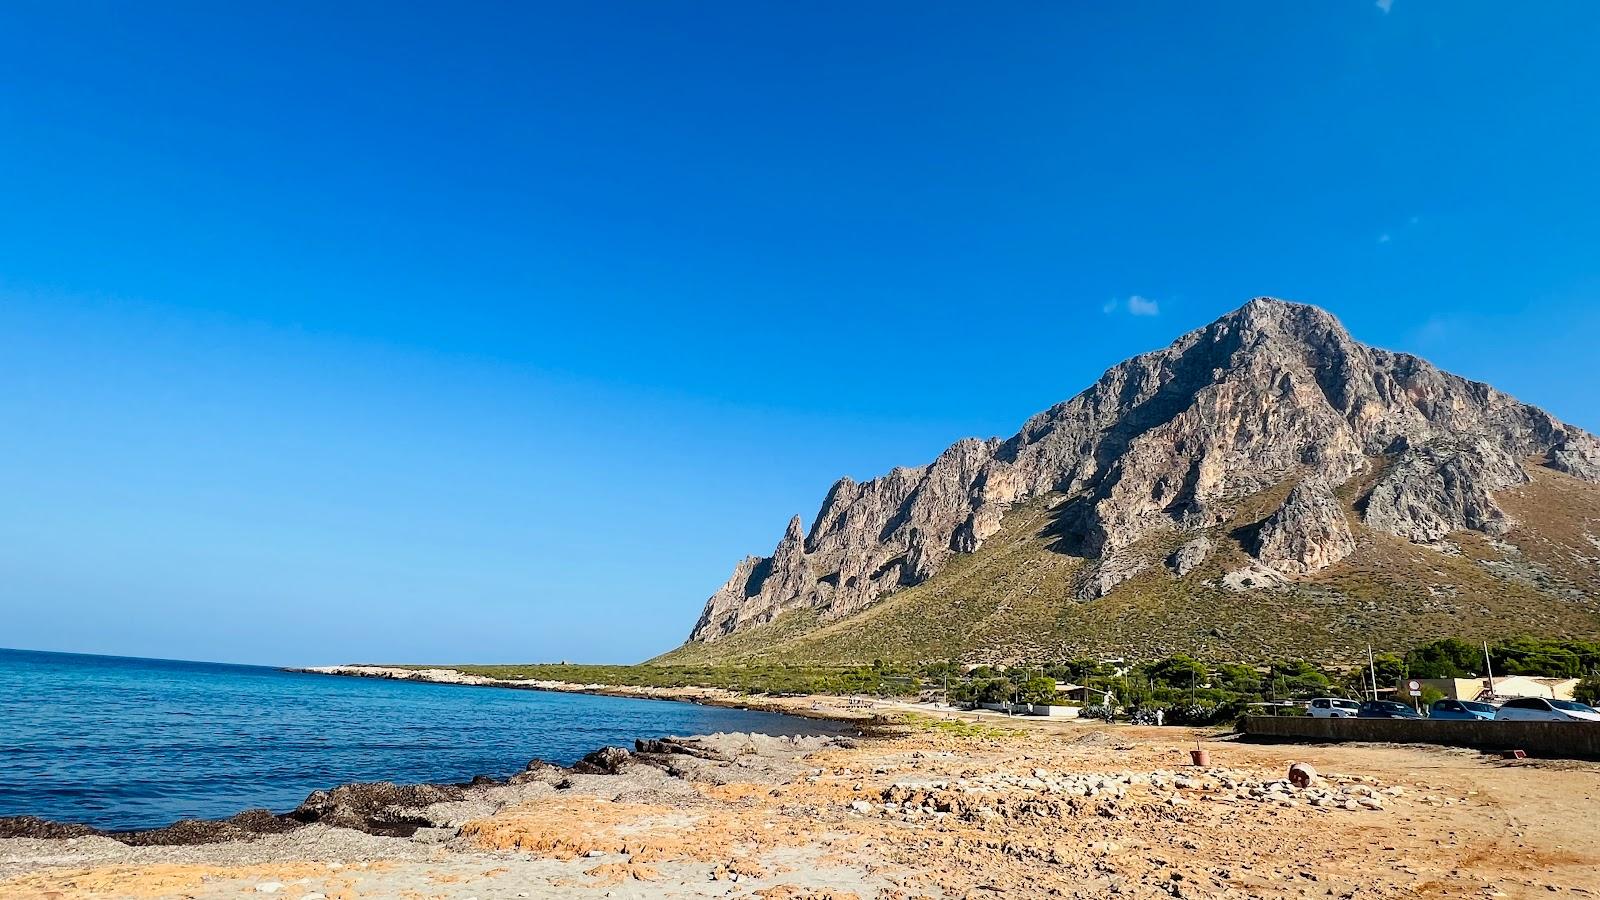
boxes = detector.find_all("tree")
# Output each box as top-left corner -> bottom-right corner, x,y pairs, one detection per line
1269,659 -> 1331,696
1405,638 -> 1481,678
1575,674 -> 1600,707
1215,663 -> 1262,693
1370,653 -> 1406,686
1491,636 -> 1600,677
1146,655 -> 1207,687
1019,676 -> 1058,705
975,678 -> 1013,705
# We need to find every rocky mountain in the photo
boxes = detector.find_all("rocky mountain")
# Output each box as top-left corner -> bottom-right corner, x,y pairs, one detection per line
670,298 -> 1600,664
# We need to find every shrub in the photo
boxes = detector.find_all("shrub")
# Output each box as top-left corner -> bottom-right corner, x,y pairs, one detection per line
1019,675 -> 1058,705
1129,708 -> 1161,725
1082,703 -> 1117,721
1167,702 -> 1221,725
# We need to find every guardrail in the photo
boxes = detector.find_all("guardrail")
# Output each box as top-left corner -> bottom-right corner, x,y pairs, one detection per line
1239,715 -> 1600,761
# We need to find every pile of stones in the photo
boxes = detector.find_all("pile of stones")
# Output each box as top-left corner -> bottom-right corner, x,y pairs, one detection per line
846,766 -> 1447,822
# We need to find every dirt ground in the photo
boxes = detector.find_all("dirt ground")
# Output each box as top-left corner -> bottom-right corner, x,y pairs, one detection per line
2,712 -> 1597,900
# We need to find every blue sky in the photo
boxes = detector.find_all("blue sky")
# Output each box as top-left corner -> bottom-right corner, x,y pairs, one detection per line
3,3 -> 1598,665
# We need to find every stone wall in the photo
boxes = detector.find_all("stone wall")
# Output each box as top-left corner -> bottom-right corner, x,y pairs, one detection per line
1240,715 -> 1600,760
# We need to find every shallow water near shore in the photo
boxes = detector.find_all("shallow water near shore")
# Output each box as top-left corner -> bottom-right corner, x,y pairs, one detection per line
0,647 -> 824,831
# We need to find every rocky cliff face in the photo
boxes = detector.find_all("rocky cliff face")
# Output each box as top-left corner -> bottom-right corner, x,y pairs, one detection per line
687,298 -> 1600,645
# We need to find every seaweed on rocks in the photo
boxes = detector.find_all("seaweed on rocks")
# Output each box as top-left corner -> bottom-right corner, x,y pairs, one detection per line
116,809 -> 301,846
287,782 -> 468,837
0,816 -> 98,840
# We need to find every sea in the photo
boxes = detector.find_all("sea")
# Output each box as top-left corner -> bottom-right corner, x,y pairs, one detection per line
0,647 -> 826,831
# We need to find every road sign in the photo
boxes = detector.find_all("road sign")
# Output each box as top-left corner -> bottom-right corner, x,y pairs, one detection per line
1408,680 -> 1421,697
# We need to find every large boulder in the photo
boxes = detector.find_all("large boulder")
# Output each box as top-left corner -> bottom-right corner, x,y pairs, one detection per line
1166,536 -> 1214,578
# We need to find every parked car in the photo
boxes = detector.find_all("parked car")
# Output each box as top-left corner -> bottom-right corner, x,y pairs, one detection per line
1494,697 -> 1600,722
1428,698 -> 1498,721
1356,700 -> 1425,719
1309,698 -> 1361,718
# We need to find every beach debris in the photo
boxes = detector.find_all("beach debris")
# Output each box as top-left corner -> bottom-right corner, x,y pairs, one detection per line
1288,762 -> 1317,788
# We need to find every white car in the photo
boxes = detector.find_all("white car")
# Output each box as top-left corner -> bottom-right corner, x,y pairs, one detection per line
1308,698 -> 1361,718
1494,697 -> 1600,722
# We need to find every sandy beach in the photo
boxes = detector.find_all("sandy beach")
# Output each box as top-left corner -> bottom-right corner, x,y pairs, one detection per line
5,702 -> 1598,900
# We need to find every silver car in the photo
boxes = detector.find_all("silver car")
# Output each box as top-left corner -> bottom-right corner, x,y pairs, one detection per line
1493,697 -> 1600,722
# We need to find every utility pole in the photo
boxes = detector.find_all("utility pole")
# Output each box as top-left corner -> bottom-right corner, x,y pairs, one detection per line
1367,644 -> 1379,702
1483,641 -> 1497,700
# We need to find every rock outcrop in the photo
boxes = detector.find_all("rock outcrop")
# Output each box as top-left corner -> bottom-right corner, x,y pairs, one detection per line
687,298 -> 1600,644
1166,536 -> 1213,578
1251,481 -> 1356,575
1546,434 -> 1600,481
1361,438 -> 1529,543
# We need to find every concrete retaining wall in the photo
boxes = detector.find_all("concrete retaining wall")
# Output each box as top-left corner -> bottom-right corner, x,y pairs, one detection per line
1240,715 -> 1600,760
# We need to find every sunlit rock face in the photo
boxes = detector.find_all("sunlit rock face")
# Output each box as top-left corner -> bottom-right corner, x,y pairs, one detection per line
1252,480 -> 1356,576
688,297 -> 1598,644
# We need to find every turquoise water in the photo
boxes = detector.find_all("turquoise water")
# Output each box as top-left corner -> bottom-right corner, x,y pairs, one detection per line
0,648 -> 824,831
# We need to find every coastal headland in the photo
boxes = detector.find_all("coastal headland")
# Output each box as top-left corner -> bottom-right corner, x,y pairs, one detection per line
4,693 -> 1598,899
287,664 -> 876,724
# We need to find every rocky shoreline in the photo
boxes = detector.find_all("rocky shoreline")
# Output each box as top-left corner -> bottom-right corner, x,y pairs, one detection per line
0,730 -> 860,847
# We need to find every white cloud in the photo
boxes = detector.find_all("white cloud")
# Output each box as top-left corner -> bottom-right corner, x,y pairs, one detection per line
1414,316 -> 1453,346
1103,295 -> 1162,317
1376,0 -> 1393,13
1127,295 -> 1160,316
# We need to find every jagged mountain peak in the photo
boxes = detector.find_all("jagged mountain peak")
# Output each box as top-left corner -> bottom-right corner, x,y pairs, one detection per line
685,298 -> 1600,650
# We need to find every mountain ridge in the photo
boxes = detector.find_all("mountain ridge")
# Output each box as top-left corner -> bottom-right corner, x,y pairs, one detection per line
675,298 -> 1600,662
